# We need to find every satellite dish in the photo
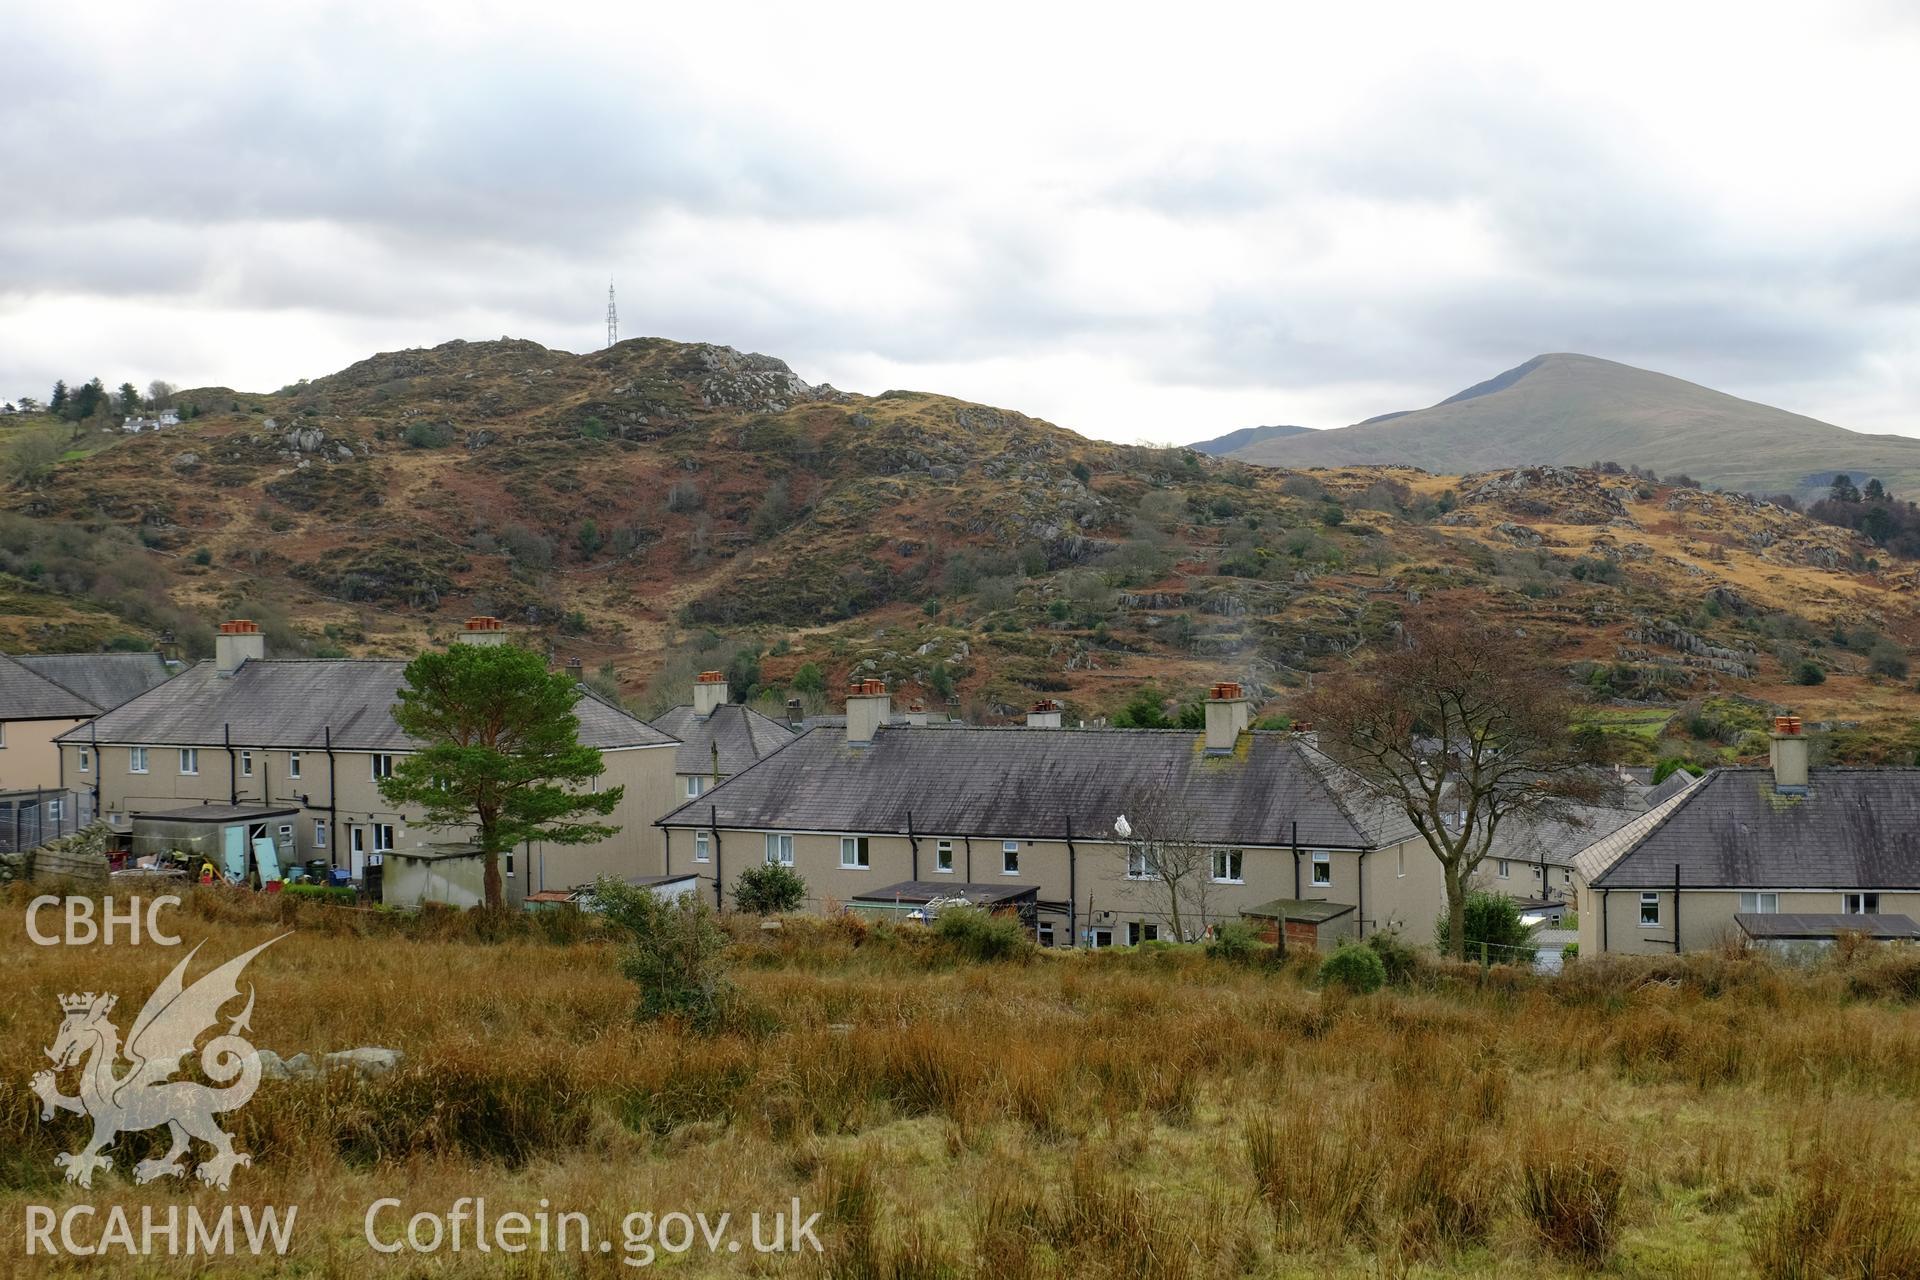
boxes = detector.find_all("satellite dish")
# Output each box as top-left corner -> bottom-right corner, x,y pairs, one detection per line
1113,814 -> 1132,839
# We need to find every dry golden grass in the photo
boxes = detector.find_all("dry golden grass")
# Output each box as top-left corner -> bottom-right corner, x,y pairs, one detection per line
6,889 -> 1920,1276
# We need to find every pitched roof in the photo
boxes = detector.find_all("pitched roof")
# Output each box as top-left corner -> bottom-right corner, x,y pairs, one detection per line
658,725 -> 1420,849
13,652 -> 172,711
648,703 -> 795,775
0,653 -> 102,719
1577,768 -> 1920,889
54,659 -> 676,753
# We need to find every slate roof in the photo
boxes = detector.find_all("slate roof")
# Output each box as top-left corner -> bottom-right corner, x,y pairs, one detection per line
1577,768 -> 1920,889
659,726 -> 1421,849
648,703 -> 795,776
0,653 -> 101,719
1735,913 -> 1920,941
54,659 -> 677,753
13,653 -> 172,711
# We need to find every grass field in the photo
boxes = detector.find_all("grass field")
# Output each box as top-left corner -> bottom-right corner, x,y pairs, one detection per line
5,889 -> 1920,1277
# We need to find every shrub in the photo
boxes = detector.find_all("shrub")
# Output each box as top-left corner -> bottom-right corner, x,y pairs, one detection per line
1318,942 -> 1386,994
1435,891 -> 1539,964
1561,941 -> 1579,964
1205,921 -> 1266,964
402,420 -> 456,448
282,883 -> 356,905
592,879 -> 735,1031
1795,660 -> 1827,686
790,662 -> 825,694
191,546 -> 213,565
1651,758 -> 1703,784
1363,929 -> 1422,985
1869,640 -> 1910,679
733,863 -> 806,915
1519,1142 -> 1626,1264
933,905 -> 1031,962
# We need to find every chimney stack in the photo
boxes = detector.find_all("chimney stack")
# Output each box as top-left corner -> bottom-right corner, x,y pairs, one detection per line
905,700 -> 929,727
1027,699 -> 1064,728
845,678 -> 891,746
693,670 -> 729,718
1770,715 -> 1809,792
1203,681 -> 1251,753
214,619 -> 264,675
459,616 -> 508,647
786,697 -> 803,728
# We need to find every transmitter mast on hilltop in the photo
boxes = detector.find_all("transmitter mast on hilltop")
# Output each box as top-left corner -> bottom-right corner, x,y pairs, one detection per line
605,281 -> 619,348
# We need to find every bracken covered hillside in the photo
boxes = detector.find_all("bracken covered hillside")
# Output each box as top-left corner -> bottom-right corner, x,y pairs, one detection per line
8,337 -> 1920,761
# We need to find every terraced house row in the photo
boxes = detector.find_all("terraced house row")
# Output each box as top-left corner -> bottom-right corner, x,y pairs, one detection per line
27,617 -> 1919,955
657,680 -> 1451,947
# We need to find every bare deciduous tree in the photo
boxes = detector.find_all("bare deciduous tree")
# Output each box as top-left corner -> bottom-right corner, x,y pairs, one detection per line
1116,782 -> 1218,942
1301,606 -> 1615,958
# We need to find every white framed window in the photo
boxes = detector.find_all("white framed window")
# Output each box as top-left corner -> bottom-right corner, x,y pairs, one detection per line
1397,846 -> 1405,877
287,751 -> 301,780
1311,851 -> 1331,886
313,818 -> 327,848
129,746 -> 148,774
694,831 -> 711,863
1739,892 -> 1779,914
685,775 -> 706,798
935,839 -> 954,873
764,833 -> 793,866
1037,922 -> 1055,947
1127,921 -> 1160,945
78,747 -> 91,773
1211,848 -> 1243,883
1563,869 -> 1572,885
278,823 -> 294,844
239,750 -> 253,777
372,823 -> 395,853
1844,893 -> 1880,915
0,723 -> 5,748
841,836 -> 870,869
1496,859 -> 1511,879
505,851 -> 514,877
1532,865 -> 1543,879
1127,848 -> 1150,880
371,754 -> 394,781
1640,893 -> 1661,927
48,798 -> 62,821
1002,840 -> 1019,875
178,748 -> 199,776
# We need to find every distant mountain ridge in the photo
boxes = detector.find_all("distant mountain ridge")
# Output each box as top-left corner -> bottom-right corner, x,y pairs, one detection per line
1188,424 -> 1315,456
1230,353 -> 1920,499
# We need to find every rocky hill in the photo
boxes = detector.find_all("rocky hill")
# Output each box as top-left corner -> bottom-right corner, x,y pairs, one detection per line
1230,353 -> 1920,500
8,337 -> 1920,763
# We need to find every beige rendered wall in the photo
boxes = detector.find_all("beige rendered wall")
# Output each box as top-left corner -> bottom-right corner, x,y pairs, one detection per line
65,739 -> 677,896
1582,885 -> 1920,954
664,825 -> 1449,946
2,718 -> 89,790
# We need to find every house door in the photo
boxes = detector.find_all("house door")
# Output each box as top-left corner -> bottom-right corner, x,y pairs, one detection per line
350,826 -> 367,880
1089,927 -> 1113,949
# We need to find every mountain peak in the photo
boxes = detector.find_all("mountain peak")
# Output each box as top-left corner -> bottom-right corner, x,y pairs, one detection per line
1228,353 -> 1920,499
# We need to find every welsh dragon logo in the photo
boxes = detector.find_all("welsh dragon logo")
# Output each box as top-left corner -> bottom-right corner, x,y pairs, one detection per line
31,936 -> 284,1190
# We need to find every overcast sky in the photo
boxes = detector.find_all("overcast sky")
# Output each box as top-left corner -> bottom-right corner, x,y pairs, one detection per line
4,1 -> 1918,442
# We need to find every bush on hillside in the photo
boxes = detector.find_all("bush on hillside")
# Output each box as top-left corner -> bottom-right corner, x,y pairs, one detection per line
733,862 -> 807,915
1318,941 -> 1386,994
1435,891 -> 1539,964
